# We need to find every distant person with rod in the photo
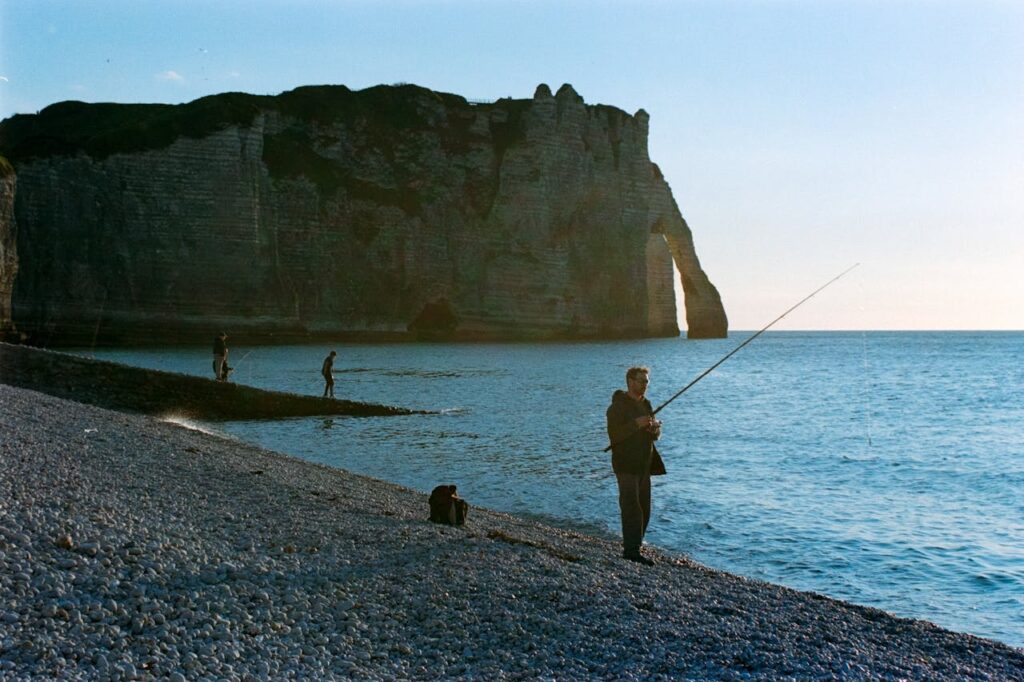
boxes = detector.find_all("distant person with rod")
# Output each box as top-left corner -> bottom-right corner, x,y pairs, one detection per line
212,331 -> 228,381
606,366 -> 665,566
322,350 -> 337,398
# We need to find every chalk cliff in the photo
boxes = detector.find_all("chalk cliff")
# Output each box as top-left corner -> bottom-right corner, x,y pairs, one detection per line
0,83 -> 726,344
0,156 -> 16,339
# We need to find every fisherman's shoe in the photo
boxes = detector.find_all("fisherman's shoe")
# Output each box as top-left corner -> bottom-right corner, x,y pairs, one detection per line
623,551 -> 655,566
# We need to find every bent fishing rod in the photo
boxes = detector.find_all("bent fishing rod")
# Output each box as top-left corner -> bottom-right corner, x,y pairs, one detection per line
604,262 -> 860,452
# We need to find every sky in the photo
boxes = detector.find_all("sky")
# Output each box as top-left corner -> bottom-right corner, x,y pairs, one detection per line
1,0 -> 1021,331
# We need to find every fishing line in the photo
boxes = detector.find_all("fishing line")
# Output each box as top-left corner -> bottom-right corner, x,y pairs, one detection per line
234,350 -> 253,372
859,276 -> 873,449
604,263 -> 861,452
229,350 -> 253,383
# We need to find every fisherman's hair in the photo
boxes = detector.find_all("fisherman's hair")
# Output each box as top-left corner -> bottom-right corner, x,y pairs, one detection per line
626,366 -> 649,383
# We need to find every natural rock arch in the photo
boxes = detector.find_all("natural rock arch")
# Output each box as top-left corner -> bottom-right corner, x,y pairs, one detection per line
649,214 -> 728,340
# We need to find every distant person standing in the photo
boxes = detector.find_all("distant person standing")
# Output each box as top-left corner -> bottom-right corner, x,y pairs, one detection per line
606,366 -> 666,566
322,350 -> 337,398
212,332 -> 228,381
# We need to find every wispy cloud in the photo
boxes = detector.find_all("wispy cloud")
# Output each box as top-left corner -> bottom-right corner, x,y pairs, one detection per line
0,76 -> 8,82
155,70 -> 185,83
227,71 -> 241,78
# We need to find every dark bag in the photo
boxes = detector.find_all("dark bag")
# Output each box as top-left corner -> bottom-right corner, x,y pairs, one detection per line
429,485 -> 468,526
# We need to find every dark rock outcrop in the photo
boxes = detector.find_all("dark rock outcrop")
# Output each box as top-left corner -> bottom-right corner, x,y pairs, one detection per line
0,342 -> 424,420
0,83 -> 727,345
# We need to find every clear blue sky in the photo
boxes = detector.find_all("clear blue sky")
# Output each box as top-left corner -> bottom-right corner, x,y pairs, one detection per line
2,1 -> 1021,330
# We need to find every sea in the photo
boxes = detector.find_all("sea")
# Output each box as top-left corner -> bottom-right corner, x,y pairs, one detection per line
74,332 -> 1023,648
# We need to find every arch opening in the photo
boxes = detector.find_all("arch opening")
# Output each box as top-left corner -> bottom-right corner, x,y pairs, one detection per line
671,255 -> 685,331
644,233 -> 681,337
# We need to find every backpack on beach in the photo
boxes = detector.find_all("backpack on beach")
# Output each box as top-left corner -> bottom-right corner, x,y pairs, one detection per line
429,485 -> 468,526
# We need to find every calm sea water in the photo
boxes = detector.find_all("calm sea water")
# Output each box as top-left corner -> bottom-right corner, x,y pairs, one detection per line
76,332 -> 1024,648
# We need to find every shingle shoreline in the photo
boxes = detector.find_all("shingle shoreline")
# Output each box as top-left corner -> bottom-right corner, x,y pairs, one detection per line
1,383 -> 1021,680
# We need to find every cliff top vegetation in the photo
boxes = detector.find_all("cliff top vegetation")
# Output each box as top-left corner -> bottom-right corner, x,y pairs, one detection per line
0,84 -> 527,165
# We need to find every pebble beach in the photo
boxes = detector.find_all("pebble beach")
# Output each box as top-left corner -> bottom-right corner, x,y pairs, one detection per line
1,383 -> 1022,681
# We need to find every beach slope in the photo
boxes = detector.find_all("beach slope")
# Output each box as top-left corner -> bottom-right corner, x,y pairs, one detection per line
1,384 -> 1021,680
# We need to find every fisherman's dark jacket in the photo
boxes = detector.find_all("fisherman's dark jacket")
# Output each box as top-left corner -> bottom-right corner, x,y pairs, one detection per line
606,390 -> 667,477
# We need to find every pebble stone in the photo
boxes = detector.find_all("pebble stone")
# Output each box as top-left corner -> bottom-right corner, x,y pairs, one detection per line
1,383 -> 1022,680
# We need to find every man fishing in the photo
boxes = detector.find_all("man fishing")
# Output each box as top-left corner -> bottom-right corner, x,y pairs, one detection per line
212,331 -> 228,381
321,350 -> 337,398
600,264 -> 860,567
606,366 -> 666,566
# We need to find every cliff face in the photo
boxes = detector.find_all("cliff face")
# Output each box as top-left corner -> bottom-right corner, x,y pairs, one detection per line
0,83 -> 726,344
0,156 -> 16,339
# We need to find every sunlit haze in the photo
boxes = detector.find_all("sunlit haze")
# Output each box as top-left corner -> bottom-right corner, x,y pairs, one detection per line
2,1 -> 1021,330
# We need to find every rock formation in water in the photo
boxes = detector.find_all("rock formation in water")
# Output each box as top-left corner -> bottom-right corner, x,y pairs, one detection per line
0,156 -> 17,340
0,83 -> 727,344
0,341 -> 423,419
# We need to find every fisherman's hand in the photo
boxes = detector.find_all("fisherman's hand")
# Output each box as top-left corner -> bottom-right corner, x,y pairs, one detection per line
649,419 -> 662,440
634,416 -> 655,430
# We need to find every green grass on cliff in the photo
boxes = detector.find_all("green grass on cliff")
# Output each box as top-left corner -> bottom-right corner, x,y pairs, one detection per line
0,94 -> 267,163
0,84 -> 492,166
489,97 -> 531,162
261,126 -> 423,215
277,84 -> 462,130
0,155 -> 13,178
0,83 -> 534,218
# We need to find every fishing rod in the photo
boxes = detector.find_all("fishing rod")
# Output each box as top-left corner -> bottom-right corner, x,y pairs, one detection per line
604,262 -> 860,452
